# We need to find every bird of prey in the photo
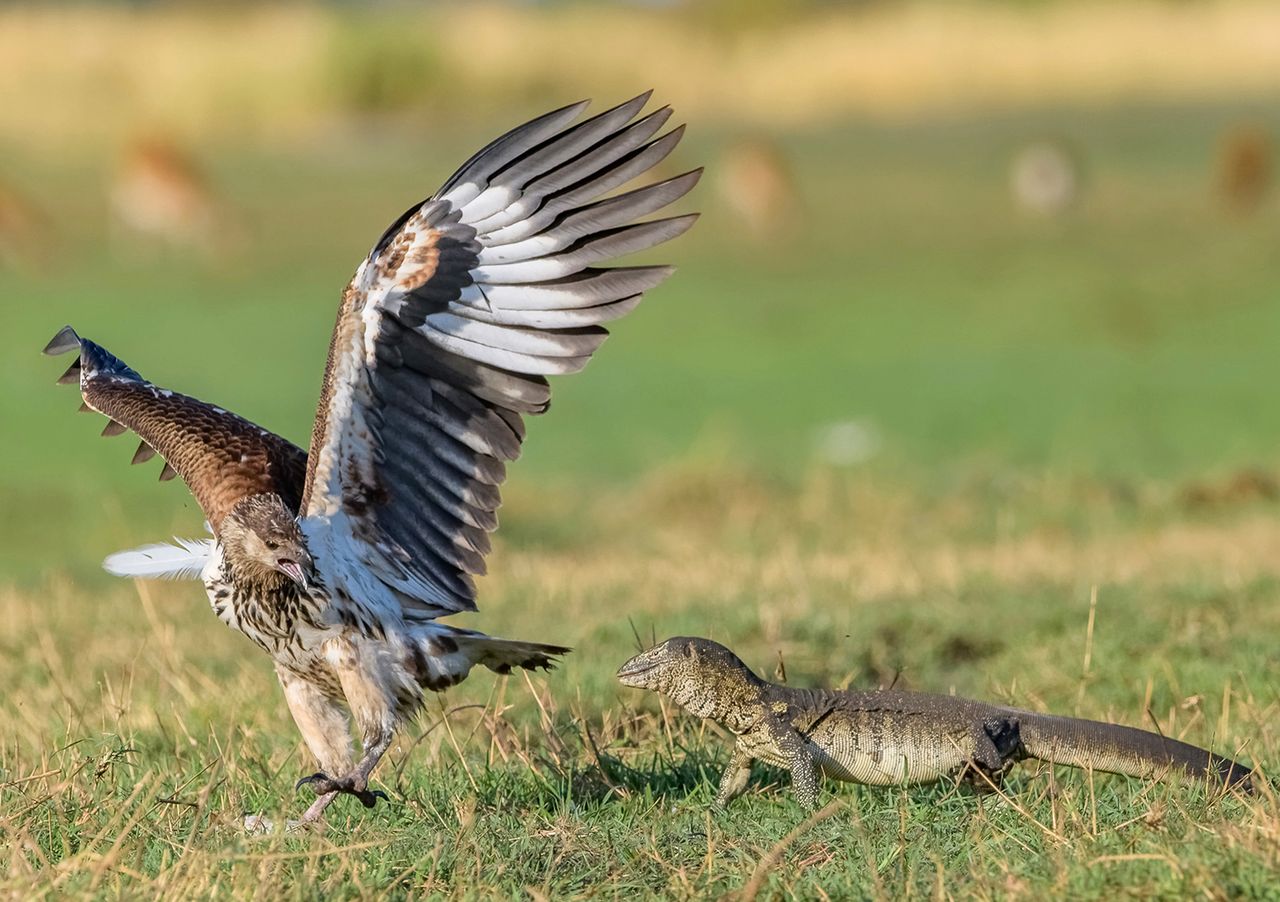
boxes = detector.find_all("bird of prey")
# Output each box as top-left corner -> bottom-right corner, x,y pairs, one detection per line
45,93 -> 699,826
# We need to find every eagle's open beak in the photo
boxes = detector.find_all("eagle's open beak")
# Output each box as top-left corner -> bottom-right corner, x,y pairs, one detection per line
276,558 -> 311,591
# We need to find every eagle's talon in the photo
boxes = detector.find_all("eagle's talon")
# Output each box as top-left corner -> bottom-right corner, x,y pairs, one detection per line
295,772 -> 339,795
296,772 -> 387,808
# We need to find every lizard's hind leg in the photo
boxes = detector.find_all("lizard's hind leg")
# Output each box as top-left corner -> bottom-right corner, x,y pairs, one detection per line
960,716 -> 1024,792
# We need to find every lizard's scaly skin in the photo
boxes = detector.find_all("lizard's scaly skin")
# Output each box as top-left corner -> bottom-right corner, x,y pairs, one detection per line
618,638 -> 1254,808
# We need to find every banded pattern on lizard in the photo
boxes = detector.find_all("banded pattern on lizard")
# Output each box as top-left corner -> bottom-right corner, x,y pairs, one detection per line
617,637 -> 1254,808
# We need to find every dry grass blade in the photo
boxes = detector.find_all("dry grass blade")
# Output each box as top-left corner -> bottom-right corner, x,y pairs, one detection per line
737,800 -> 844,902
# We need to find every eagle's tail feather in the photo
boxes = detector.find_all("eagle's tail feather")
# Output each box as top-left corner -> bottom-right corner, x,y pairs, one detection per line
451,633 -> 571,675
409,625 -> 570,691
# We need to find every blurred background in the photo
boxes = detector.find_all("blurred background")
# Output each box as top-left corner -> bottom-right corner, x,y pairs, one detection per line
2,0 -> 1279,585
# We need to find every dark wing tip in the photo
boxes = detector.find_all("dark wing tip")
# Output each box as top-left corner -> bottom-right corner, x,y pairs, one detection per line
43,325 -> 81,357
56,360 -> 82,385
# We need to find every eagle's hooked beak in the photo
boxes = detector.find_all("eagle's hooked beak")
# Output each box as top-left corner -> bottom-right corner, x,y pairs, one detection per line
275,552 -> 315,591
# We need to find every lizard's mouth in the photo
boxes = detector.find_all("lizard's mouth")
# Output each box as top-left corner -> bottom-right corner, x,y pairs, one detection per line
616,658 -> 662,687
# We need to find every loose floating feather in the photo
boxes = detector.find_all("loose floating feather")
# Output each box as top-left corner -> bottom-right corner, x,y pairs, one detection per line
103,537 -> 213,581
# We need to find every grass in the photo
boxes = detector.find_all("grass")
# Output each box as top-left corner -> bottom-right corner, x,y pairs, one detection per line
2,89 -> 1280,896
3,473 -> 1278,897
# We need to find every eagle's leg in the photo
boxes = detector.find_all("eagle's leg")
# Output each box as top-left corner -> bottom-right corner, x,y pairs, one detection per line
295,729 -> 391,808
277,665 -> 355,775
266,665 -> 359,829
295,639 -> 395,815
294,776 -> 384,814
293,788 -> 342,826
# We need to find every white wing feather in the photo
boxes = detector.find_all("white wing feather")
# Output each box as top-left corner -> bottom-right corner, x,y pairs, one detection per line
301,95 -> 698,618
103,537 -> 214,581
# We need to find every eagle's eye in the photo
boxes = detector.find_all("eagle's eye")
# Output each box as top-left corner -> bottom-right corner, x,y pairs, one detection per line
264,539 -> 279,551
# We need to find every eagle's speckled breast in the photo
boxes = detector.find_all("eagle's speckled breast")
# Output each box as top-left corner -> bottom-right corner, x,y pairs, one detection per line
201,543 -> 345,699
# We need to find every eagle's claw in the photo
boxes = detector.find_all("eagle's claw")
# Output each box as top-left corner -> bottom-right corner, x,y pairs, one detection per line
295,772 -> 335,793
295,772 -> 388,809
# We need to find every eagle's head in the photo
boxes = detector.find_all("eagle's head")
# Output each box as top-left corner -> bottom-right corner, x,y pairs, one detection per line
221,493 -> 315,591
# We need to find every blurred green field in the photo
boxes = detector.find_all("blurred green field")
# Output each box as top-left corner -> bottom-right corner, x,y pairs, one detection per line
4,97 -> 1280,581
3,91 -> 1280,898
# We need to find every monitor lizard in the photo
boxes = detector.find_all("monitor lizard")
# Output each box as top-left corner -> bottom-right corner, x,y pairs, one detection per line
616,637 -> 1254,808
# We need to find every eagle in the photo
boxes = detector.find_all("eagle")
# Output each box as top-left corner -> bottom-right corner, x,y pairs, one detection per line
45,93 -> 698,826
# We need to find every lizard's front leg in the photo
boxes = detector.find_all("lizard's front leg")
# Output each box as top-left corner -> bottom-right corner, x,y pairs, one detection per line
716,743 -> 754,807
786,747 -> 821,810
763,707 -> 822,810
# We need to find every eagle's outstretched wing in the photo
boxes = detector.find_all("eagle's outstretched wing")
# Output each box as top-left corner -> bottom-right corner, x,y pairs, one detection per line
301,93 -> 699,617
44,326 -> 308,533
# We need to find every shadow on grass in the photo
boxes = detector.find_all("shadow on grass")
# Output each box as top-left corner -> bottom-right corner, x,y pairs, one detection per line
574,732 -> 804,810
450,733 -> 738,813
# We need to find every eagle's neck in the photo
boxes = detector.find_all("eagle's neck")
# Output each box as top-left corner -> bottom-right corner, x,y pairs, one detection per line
221,543 -> 295,596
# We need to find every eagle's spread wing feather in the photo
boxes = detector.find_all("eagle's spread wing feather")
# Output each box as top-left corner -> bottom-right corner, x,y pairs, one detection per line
44,326 -> 308,533
301,94 -> 699,617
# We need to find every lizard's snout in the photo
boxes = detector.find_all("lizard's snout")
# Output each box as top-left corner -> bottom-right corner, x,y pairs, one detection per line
616,653 -> 661,687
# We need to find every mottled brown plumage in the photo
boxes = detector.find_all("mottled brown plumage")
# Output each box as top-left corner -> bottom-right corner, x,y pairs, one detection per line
618,638 -> 1254,809
47,94 -> 699,828
46,330 -> 308,533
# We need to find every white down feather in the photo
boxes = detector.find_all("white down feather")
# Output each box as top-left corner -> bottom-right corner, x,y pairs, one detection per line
103,537 -> 214,581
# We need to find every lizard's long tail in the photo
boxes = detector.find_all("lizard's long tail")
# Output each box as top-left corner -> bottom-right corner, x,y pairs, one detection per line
1013,710 -> 1253,791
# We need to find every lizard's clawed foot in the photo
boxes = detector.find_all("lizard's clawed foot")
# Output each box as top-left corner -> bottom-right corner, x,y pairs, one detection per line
295,772 -> 388,809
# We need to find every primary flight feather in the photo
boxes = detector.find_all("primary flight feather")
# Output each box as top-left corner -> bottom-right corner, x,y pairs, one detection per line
46,93 -> 699,826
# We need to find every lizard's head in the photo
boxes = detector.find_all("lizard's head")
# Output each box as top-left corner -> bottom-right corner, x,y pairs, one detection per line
221,493 -> 315,591
617,637 -> 761,718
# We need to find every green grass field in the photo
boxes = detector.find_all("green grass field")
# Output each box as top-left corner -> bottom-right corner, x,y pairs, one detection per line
2,97 -> 1279,897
